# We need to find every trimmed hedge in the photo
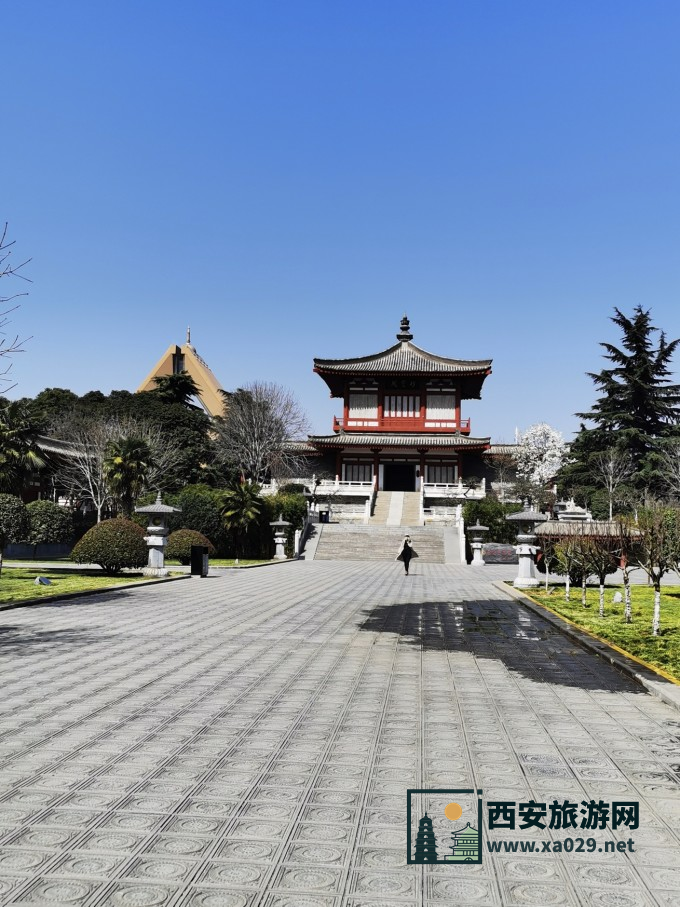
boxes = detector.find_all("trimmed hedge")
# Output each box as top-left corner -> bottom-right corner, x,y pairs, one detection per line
167,529 -> 216,565
71,518 -> 147,575
27,500 -> 74,546
0,494 -> 29,549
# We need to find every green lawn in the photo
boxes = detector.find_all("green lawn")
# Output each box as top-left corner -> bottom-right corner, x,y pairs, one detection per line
0,568 -> 154,605
524,584 -> 680,683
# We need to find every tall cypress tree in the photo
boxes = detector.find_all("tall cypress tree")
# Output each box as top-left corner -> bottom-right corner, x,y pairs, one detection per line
561,307 -> 680,505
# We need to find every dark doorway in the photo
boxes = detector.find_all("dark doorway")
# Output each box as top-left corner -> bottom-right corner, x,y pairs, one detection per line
383,463 -> 416,491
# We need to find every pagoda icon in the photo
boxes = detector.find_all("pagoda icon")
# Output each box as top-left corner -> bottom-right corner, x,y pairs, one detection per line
414,812 -> 438,862
445,821 -> 480,861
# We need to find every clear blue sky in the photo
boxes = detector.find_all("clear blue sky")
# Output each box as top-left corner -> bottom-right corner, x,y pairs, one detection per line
5,1 -> 680,441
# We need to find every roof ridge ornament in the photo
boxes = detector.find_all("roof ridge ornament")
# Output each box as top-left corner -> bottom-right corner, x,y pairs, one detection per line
396,314 -> 413,342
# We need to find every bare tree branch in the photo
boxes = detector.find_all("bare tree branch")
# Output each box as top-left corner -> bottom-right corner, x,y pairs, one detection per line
0,223 -> 31,387
52,415 -> 185,520
590,448 -> 634,519
216,381 -> 310,482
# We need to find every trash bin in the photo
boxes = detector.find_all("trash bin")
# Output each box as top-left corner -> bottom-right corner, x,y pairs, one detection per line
319,510 -> 329,524
190,545 -> 209,577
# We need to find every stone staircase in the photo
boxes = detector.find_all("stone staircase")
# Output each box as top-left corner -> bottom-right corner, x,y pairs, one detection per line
400,492 -> 421,526
313,524 -> 446,563
369,491 -> 422,527
369,492 -> 392,525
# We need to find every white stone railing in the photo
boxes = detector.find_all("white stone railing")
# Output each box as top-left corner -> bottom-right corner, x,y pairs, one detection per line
423,479 -> 486,500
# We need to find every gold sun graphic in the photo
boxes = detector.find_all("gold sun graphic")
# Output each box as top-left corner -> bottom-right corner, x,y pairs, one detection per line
444,801 -> 463,821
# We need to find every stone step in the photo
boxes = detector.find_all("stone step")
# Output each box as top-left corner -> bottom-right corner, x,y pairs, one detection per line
314,524 -> 445,562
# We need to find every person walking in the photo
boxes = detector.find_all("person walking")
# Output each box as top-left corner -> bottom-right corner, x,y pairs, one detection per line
396,535 -> 418,575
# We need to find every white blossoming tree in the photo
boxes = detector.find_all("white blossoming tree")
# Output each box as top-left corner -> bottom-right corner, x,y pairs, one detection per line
515,423 -> 567,508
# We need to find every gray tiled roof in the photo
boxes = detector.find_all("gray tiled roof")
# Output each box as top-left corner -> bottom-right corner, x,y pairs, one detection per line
535,520 -> 632,537
308,433 -> 491,448
314,340 -> 492,375
487,444 -> 519,455
36,434 -> 81,456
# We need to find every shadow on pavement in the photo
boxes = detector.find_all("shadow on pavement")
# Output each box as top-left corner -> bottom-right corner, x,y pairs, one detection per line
357,599 -> 644,693
0,623 -> 113,656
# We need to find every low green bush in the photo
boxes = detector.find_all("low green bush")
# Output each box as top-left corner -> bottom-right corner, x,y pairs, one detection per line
0,494 -> 29,552
27,500 -> 74,545
166,529 -> 216,565
71,518 -> 147,575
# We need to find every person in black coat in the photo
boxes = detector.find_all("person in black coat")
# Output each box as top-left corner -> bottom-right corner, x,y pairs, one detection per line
396,535 -> 418,575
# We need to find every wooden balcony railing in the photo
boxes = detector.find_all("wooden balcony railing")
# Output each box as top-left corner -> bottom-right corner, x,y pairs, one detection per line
333,416 -> 471,433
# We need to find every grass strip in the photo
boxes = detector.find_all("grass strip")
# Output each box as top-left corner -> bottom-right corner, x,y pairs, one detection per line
523,584 -> 680,683
0,567 -> 154,605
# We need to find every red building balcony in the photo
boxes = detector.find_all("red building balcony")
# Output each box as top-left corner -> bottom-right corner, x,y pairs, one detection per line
333,416 -> 471,434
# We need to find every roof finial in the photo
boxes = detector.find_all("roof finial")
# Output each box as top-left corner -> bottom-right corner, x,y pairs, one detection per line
397,313 -> 413,342
186,326 -> 191,344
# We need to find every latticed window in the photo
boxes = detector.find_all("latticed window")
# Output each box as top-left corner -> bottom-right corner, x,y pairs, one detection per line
348,392 -> 378,419
384,394 -> 420,417
426,465 -> 457,484
344,463 -> 373,483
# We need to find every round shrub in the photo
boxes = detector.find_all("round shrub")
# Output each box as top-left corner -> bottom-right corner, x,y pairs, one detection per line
27,500 -> 74,546
0,493 -> 29,549
71,518 -> 147,575
166,529 -> 216,565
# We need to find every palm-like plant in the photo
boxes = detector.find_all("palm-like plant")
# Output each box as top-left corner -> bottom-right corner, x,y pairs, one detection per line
0,400 -> 45,494
104,436 -> 155,518
220,479 -> 263,556
153,371 -> 201,408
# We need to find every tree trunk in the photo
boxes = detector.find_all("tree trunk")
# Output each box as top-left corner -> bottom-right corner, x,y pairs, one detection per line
599,583 -> 605,618
652,587 -> 661,636
0,549 -> 3,577
565,575 -> 570,602
624,576 -> 632,623
96,503 -> 103,523
581,575 -> 587,606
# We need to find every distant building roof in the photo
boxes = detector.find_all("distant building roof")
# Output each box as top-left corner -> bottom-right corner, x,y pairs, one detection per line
136,329 -> 225,417
487,444 -> 518,456
308,432 -> 490,449
314,316 -> 492,398
536,520 -> 630,538
36,435 -> 81,457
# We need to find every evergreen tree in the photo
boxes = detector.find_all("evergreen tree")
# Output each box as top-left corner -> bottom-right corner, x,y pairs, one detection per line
560,307 -> 680,503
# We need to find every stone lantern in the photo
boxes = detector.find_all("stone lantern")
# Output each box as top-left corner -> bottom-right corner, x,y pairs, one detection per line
468,522 -> 489,567
506,502 -> 548,588
269,513 -> 291,560
135,492 -> 182,576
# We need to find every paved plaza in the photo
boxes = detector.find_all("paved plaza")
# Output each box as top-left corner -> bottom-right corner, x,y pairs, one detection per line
1,562 -> 680,907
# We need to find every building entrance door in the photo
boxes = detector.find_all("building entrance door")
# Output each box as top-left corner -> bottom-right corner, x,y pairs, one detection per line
383,463 -> 416,492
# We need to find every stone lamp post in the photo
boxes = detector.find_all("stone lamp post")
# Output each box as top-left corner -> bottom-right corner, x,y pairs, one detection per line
506,502 -> 548,588
269,513 -> 291,560
135,492 -> 182,577
468,522 -> 489,567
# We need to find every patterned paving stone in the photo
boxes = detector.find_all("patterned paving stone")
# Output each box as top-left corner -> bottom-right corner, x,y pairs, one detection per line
1,561 -> 679,905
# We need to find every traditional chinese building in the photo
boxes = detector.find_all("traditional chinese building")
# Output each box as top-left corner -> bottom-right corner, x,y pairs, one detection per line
444,822 -> 479,861
308,316 -> 493,492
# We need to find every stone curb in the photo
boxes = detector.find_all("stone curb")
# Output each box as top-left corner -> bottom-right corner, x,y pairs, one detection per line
219,558 -> 298,570
493,580 -> 680,715
0,573 -> 191,613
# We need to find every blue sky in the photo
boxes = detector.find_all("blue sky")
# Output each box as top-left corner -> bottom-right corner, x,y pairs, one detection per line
4,1 -> 680,441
